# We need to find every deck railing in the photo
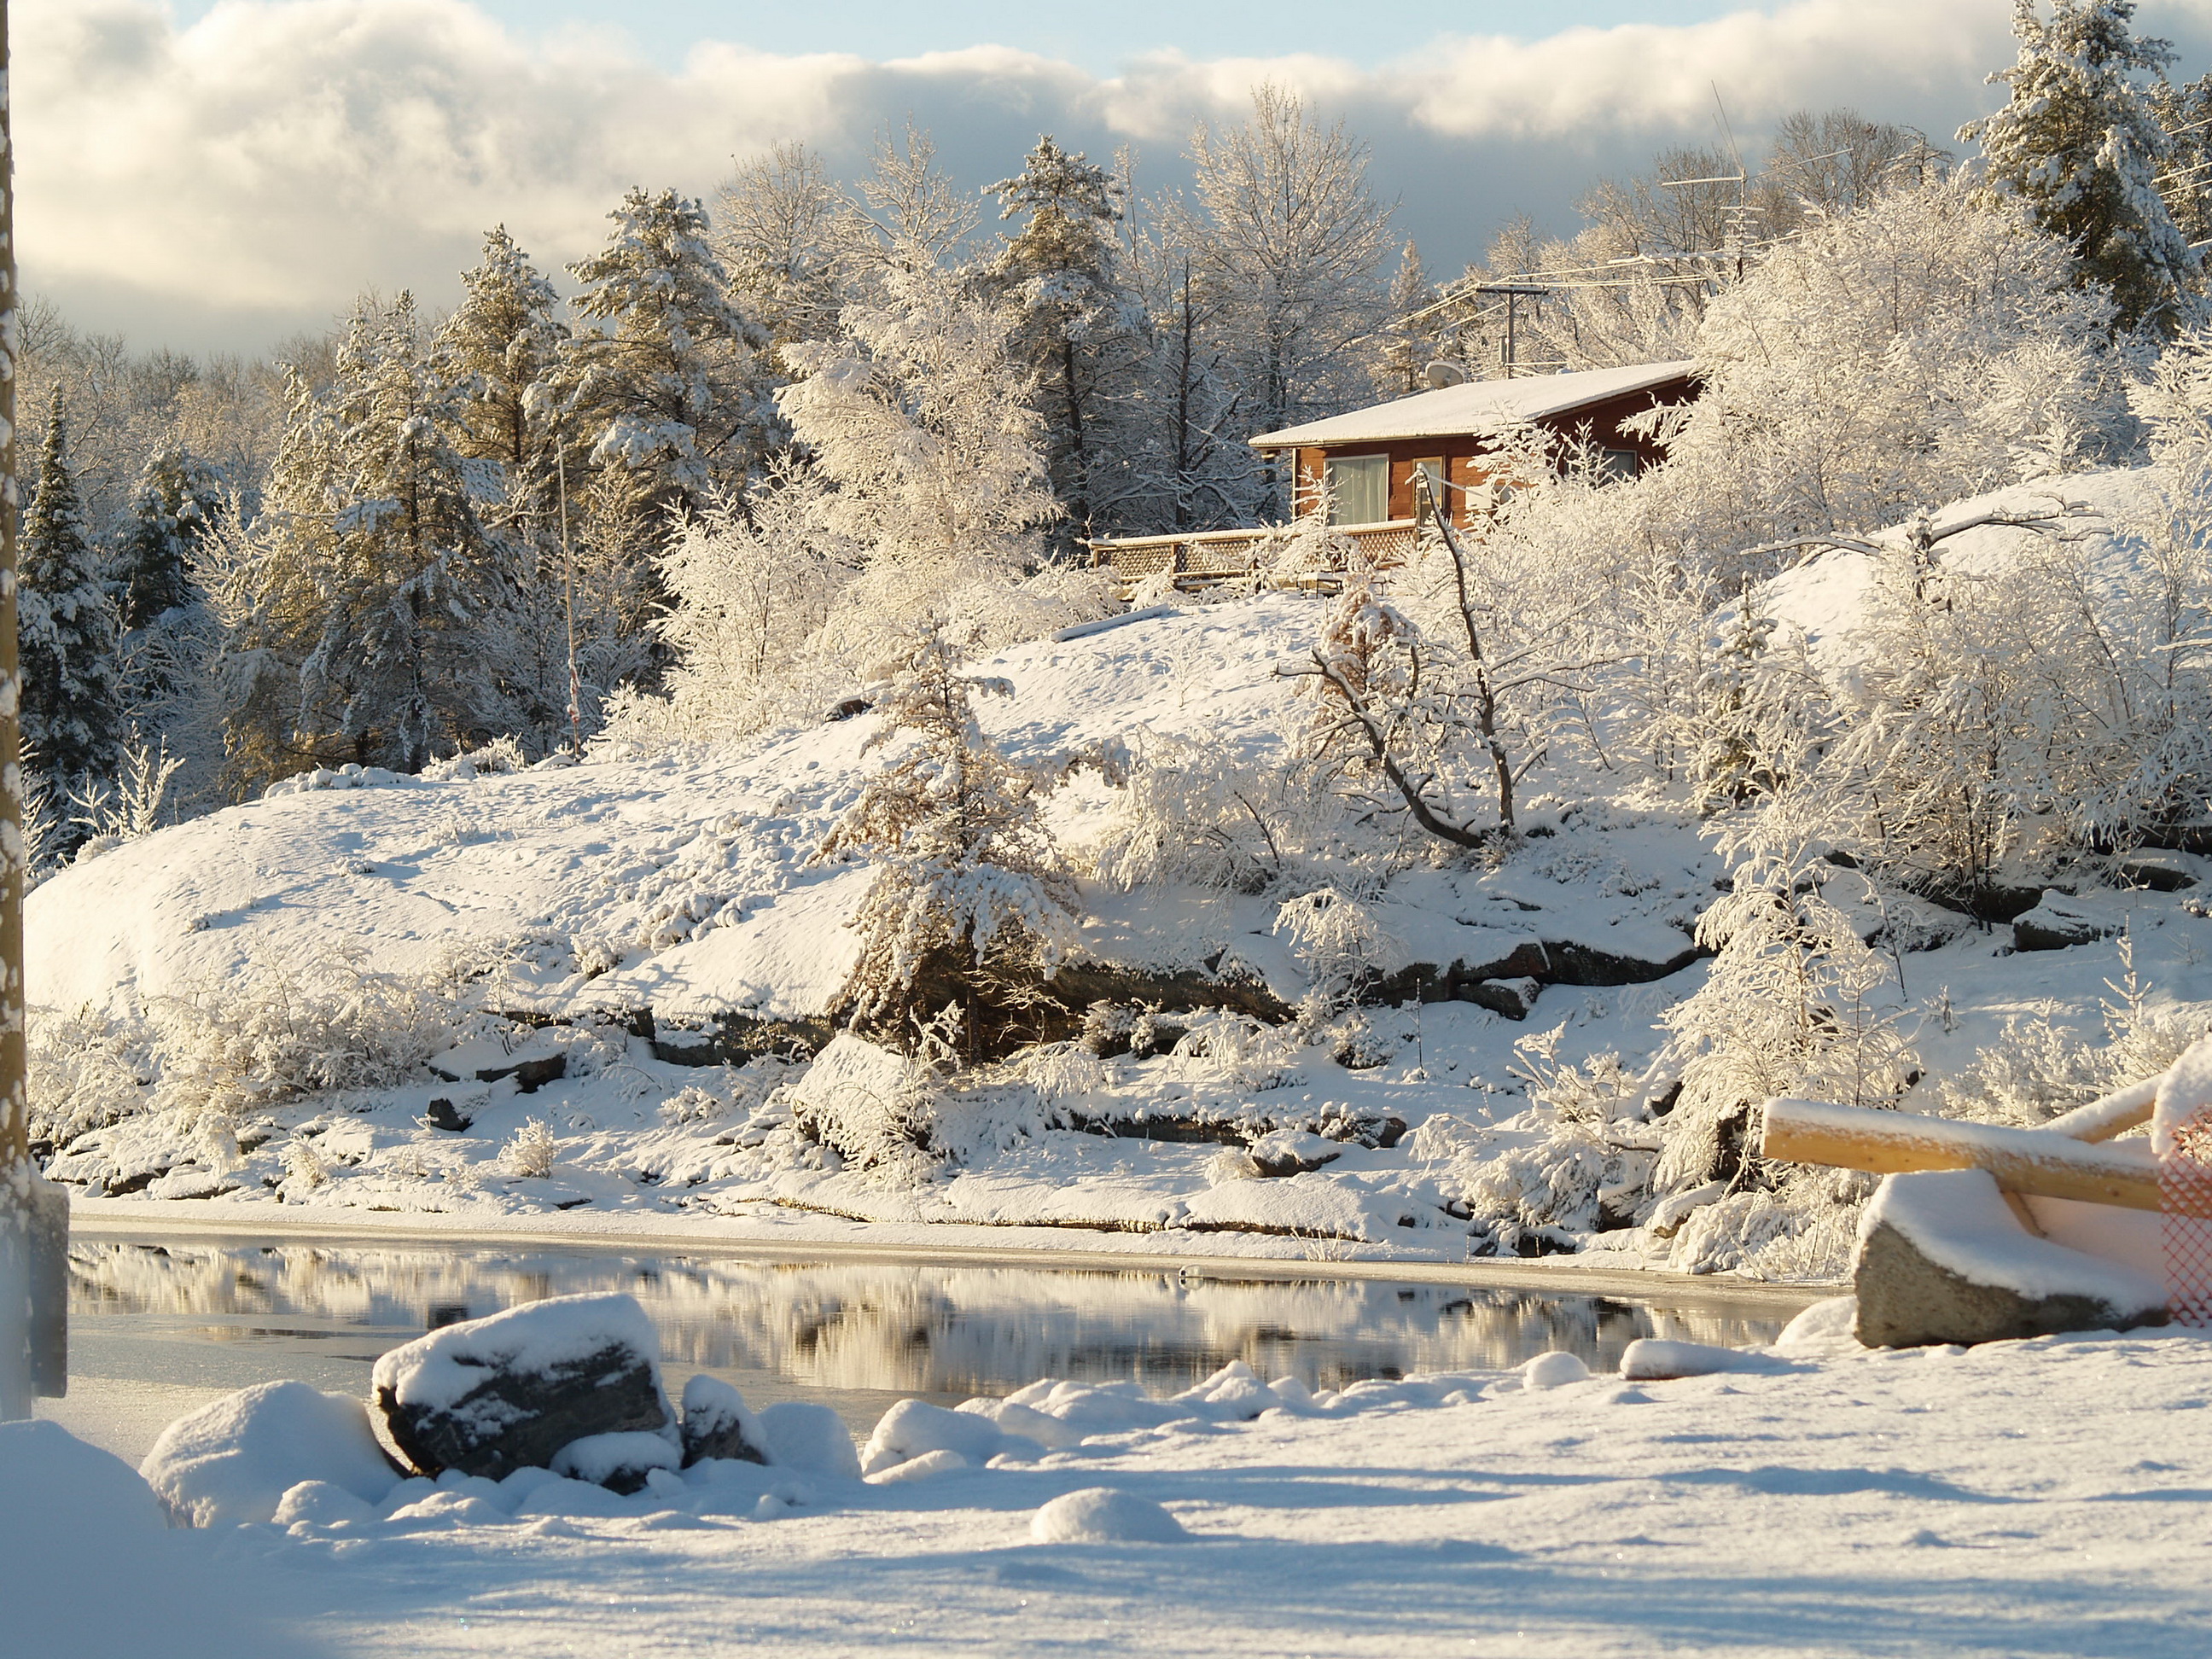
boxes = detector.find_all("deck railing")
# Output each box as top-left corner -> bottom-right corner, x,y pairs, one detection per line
1086,519 -> 1423,596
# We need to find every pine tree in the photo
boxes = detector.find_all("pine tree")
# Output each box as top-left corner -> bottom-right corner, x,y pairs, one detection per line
114,445 -> 224,632
431,228 -> 586,753
20,388 -> 123,783
556,188 -> 768,533
987,137 -> 1144,544
1961,0 -> 2199,332
811,627 -> 1077,1054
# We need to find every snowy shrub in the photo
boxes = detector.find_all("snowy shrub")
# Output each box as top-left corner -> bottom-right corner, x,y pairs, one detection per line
812,628 -> 1079,1052
154,957 -> 462,1119
659,1085 -> 731,1126
504,1118 -> 559,1179
1940,934 -> 2212,1123
1016,1040 -> 1109,1104
1167,1012 -> 1307,1092
27,1001 -> 158,1150
419,736 -> 526,782
1273,887 -> 1398,1010
1657,847 -> 1917,1196
282,1138 -> 329,1190
1666,1179 -> 1866,1282
1205,1147 -> 1262,1185
1089,736 -> 1343,894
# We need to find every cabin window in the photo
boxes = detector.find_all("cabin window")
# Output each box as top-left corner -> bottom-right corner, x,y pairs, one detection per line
1411,457 -> 1447,524
1324,454 -> 1389,526
1599,448 -> 1642,484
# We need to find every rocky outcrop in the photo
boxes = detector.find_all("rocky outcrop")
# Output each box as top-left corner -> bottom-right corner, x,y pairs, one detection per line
2011,893 -> 2118,952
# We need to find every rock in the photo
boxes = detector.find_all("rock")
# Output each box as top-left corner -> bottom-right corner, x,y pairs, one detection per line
2011,892 -> 2117,952
1463,975 -> 1541,1020
1247,1128 -> 1342,1177
1853,1169 -> 2168,1348
2115,852 -> 2198,892
678,1375 -> 767,1467
423,1097 -> 473,1132
370,1292 -> 672,1481
550,1430 -> 680,1495
427,1035 -> 568,1093
755,1400 -> 861,1480
1617,1339 -> 1795,1382
1522,1351 -> 1591,1389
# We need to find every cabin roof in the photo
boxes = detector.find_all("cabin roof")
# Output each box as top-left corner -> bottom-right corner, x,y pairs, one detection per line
1247,359 -> 1698,451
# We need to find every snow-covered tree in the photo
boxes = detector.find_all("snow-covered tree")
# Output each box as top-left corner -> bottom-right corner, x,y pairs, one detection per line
1659,178 -> 2122,560
1962,0 -> 2198,332
641,466 -> 859,738
1373,241 -> 1440,397
1167,84 -> 1394,509
987,136 -> 1144,544
20,389 -> 122,783
812,628 -> 1078,1054
713,142 -> 847,356
114,445 -> 222,632
299,293 -> 515,771
556,188 -> 769,535
777,250 -> 1058,664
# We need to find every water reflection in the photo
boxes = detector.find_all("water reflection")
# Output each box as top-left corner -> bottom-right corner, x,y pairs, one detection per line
68,1238 -> 1802,1418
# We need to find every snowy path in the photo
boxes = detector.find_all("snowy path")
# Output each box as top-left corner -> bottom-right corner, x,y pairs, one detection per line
191,1328 -> 2212,1657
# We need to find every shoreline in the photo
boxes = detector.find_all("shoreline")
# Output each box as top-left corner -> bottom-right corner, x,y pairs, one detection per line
67,1196 -> 1832,1312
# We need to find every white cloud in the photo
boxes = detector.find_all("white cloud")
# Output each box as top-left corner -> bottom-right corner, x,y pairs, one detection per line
8,0 -> 2133,351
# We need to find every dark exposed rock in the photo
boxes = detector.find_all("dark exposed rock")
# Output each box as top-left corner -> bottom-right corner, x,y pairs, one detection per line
1247,1128 -> 1343,1177
2114,853 -> 2198,892
423,1097 -> 473,1132
1462,975 -> 1541,1020
370,1293 -> 672,1481
2011,894 -> 2116,952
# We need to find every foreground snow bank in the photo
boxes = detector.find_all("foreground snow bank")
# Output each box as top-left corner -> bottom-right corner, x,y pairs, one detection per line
84,1318 -> 2210,1657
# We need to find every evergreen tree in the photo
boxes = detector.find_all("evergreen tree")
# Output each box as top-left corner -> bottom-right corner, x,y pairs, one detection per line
556,188 -> 768,533
987,137 -> 1144,544
432,228 -> 582,752
1961,0 -> 2198,332
20,389 -> 122,783
302,293 -> 514,771
114,445 -> 224,632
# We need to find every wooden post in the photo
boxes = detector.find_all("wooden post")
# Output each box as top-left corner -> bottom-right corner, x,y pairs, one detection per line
0,0 -> 65,1421
1758,1097 -> 2161,1211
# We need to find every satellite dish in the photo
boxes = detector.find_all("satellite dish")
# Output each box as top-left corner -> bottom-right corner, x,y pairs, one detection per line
1423,359 -> 1469,389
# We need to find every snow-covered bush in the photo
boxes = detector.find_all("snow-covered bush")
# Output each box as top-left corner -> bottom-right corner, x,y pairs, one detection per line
504,1118 -> 559,1179
1088,735 -> 1348,894
1939,932 -> 2212,1123
27,1002 -> 159,1150
154,958 -> 462,1119
812,628 -> 1079,1052
1272,886 -> 1398,1010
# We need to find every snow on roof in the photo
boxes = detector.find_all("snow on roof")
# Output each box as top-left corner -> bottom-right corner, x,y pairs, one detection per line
1248,359 -> 1697,451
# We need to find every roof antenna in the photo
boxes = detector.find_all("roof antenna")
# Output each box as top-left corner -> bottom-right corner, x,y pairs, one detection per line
1711,83 -> 1751,280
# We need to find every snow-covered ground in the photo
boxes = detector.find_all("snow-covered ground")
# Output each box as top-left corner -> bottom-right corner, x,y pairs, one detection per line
15,1313 -> 2212,1657
30,540 -> 2212,1278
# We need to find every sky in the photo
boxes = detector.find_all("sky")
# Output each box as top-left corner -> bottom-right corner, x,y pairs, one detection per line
26,1 -> 2212,357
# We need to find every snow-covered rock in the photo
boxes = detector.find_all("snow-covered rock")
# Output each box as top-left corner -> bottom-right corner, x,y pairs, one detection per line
370,1292 -> 672,1480
140,1378 -> 399,1526
1030,1487 -> 1190,1544
860,1399 -> 1043,1476
1854,1169 -> 2168,1348
551,1429 -> 682,1494
2011,892 -> 2120,952
679,1375 -> 767,1466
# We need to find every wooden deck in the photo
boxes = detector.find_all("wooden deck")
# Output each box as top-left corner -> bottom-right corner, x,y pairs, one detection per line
1086,519 -> 1422,595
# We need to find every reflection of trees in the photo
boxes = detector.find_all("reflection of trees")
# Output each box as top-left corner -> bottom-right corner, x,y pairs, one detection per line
67,1243 -> 1790,1398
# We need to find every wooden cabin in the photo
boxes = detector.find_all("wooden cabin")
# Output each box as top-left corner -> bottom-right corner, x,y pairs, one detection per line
1089,359 -> 1697,591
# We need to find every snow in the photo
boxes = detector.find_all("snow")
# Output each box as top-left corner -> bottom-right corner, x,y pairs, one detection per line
370,1291 -> 667,1421
1866,1168 -> 2168,1310
140,1378 -> 399,1526
1029,1486 -> 1190,1543
0,1418 -> 310,1658
2152,1032 -> 2212,1156
24,1324 -> 2212,1655
756,1400 -> 864,1479
1247,360 -> 1697,449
